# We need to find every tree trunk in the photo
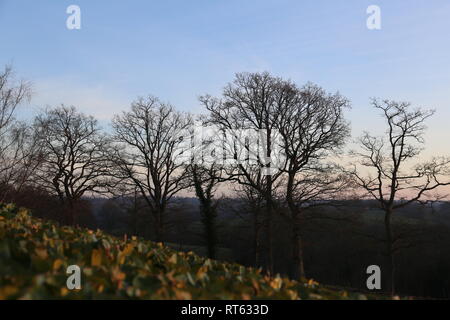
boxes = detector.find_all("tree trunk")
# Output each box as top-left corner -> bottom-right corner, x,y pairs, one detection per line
64,199 -> 75,226
201,203 -> 217,259
292,214 -> 306,280
384,209 -> 395,296
286,173 -> 305,280
264,126 -> 275,275
154,208 -> 164,243
133,187 -> 138,236
253,208 -> 261,267
265,176 -> 274,274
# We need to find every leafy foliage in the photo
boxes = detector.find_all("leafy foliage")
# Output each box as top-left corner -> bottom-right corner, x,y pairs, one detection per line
0,204 -> 373,300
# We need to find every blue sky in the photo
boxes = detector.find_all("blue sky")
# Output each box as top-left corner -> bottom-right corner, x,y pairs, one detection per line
1,0 -> 450,158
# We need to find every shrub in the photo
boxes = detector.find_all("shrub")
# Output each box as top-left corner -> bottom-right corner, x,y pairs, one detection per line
0,203 -> 372,300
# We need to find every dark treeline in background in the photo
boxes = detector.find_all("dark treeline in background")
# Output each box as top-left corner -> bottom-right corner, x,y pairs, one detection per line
1,64 -> 450,298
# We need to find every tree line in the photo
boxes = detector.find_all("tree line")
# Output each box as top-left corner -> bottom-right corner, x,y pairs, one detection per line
1,65 -> 449,296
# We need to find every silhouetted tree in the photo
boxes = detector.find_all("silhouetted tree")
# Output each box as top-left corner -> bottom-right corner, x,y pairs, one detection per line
0,65 -> 31,135
276,83 -> 350,279
202,72 -> 295,273
0,65 -> 36,199
111,96 -> 193,242
34,106 -> 112,224
0,122 -> 43,201
349,99 -> 450,295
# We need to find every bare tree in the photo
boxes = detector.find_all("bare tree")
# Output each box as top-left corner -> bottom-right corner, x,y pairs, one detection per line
348,99 -> 450,295
0,122 -> 43,200
0,65 -> 34,196
34,106 -> 112,224
111,96 -> 193,242
276,83 -> 350,279
0,65 -> 31,136
202,72 -> 303,273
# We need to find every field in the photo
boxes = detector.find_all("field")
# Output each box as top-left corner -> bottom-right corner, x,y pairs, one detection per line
0,203 -> 377,300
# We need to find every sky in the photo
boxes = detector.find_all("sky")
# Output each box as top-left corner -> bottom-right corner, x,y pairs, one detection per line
1,0 -> 450,160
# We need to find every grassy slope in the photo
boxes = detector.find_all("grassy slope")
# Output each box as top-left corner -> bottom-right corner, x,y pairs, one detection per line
0,203 -> 376,300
